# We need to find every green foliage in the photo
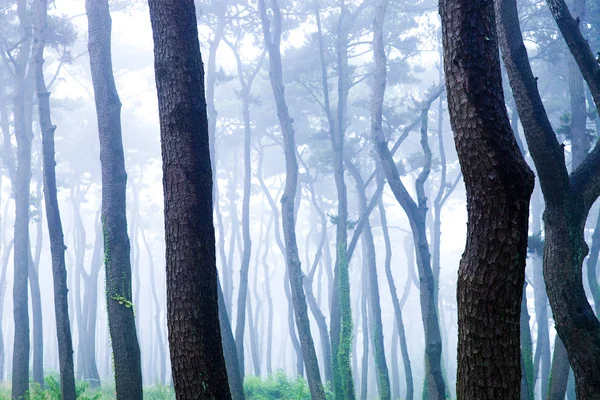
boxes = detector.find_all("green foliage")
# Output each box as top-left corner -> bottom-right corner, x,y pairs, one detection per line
244,371 -> 333,400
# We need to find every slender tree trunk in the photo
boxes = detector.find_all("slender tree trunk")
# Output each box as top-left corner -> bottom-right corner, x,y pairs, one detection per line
373,1 -> 447,397
378,197 -> 413,400
347,161 -> 390,399
360,261 -> 369,400
11,1 -> 33,397
520,284 -> 534,400
86,0 -> 142,396
147,0 -> 232,397
258,1 -> 326,398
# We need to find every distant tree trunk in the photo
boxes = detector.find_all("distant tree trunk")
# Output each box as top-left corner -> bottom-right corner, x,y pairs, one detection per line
299,173 -> 333,385
256,145 -> 304,376
373,1 -> 447,397
29,135 -> 44,389
378,196 -> 413,400
258,1 -> 327,398
0,238 -> 12,382
347,160 -> 390,400
548,339 -> 571,400
86,0 -> 142,397
360,261 -> 369,400
147,0 -> 232,397
218,279 -> 245,400
520,284 -> 534,400
140,229 -> 166,386
441,1 -> 535,399
529,192 -> 550,400
11,1 -> 33,397
231,45 -> 261,381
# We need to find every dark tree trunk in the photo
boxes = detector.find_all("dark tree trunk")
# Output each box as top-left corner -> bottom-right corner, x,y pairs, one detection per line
11,1 -> 33,397
147,0 -> 231,397
258,1 -> 326,398
86,0 -> 142,397
441,1 -> 535,399
373,1 -> 447,397
497,0 -> 600,396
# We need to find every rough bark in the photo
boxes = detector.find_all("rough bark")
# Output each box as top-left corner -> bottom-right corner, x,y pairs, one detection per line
86,0 -> 142,397
440,1 -> 535,399
147,0 -> 232,397
258,1 -> 326,398
497,0 -> 600,396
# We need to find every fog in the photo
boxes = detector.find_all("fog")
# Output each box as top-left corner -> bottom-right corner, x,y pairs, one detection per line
0,0 -> 598,399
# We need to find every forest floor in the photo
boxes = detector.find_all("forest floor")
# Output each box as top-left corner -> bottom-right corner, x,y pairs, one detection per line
0,371 -> 320,399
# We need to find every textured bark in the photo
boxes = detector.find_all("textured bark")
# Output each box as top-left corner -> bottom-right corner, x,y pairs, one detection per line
148,0 -> 232,397
440,0 -> 535,399
86,0 -> 142,397
347,160 -> 390,400
497,0 -> 600,396
258,1 -> 326,398
11,1 -> 33,397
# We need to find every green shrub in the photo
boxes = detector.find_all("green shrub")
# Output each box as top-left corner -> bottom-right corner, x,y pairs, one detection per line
244,371 -> 333,400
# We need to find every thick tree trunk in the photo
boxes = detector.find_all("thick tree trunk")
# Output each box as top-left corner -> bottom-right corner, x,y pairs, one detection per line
86,0 -> 142,397
147,0 -> 232,397
360,261 -> 369,400
258,1 -> 326,398
441,0 -> 535,399
497,0 -> 600,396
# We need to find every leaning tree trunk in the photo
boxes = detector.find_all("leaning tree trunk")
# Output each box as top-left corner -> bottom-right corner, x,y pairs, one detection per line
85,0 -> 143,397
372,1 -> 447,398
440,0 -> 535,399
258,1 -> 326,398
147,0 -> 232,398
497,0 -> 600,395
